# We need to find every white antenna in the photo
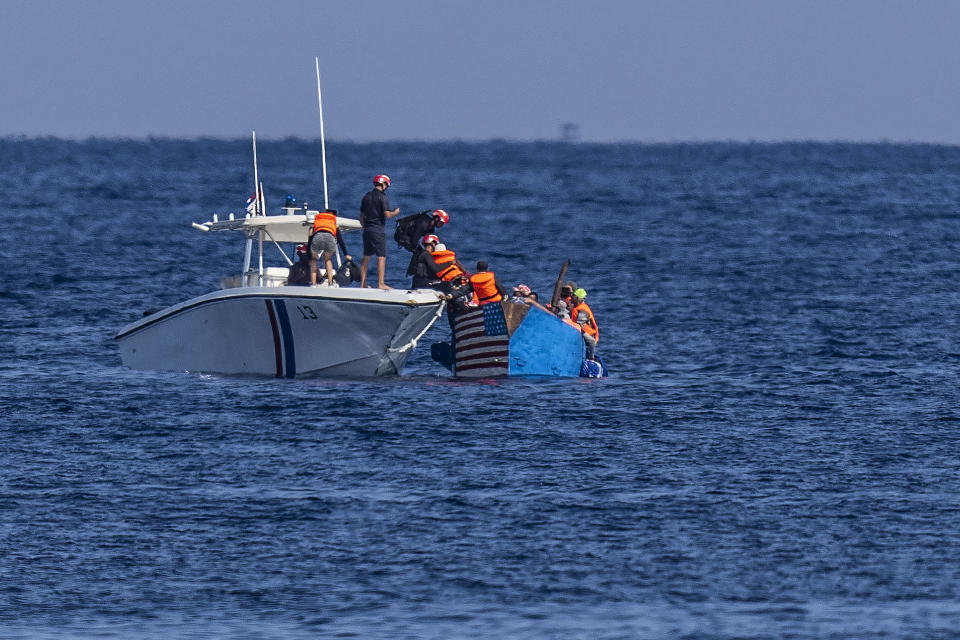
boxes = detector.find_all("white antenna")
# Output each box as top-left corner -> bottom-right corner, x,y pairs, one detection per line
315,57 -> 329,210
251,130 -> 260,216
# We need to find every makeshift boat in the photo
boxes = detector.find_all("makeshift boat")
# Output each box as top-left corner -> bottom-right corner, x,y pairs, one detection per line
115,212 -> 446,377
430,301 -> 607,378
115,59 -> 445,378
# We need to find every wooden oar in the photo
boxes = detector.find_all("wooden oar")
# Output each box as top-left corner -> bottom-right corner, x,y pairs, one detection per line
550,259 -> 571,310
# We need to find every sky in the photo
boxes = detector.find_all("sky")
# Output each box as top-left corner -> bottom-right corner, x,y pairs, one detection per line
3,0 -> 960,143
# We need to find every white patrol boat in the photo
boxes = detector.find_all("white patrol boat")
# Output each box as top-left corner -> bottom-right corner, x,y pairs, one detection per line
115,59 -> 445,378
115,212 -> 445,378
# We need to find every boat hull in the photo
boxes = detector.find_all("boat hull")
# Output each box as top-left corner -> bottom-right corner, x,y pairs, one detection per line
506,304 -> 585,376
440,302 -> 587,378
116,287 -> 444,377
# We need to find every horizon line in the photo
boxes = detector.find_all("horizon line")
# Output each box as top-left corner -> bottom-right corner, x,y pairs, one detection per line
2,134 -> 960,148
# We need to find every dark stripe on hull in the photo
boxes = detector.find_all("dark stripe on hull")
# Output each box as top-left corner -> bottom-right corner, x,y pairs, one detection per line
273,299 -> 297,378
265,300 -> 283,377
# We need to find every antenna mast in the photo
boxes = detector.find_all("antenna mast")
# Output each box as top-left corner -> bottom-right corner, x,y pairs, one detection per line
251,131 -> 260,216
315,57 -> 329,210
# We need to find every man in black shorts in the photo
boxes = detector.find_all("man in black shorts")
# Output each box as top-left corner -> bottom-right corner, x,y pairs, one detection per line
359,174 -> 400,289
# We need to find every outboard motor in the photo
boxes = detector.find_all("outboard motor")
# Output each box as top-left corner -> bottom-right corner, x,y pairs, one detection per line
431,342 -> 454,371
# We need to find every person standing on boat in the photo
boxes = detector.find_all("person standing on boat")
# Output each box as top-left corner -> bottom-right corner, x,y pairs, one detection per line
359,174 -> 400,289
469,261 -> 508,306
569,287 -> 599,361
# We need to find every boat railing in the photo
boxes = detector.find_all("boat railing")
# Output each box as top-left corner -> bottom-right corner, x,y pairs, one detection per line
221,266 -> 291,289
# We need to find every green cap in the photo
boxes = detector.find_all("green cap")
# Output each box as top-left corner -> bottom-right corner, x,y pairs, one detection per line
574,288 -> 587,299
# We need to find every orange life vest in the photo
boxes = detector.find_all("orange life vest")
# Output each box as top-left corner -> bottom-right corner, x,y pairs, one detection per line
469,271 -> 502,305
311,210 -> 337,236
570,302 -> 598,339
432,249 -> 464,282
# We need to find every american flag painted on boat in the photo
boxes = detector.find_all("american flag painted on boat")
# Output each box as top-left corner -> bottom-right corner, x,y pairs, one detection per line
454,304 -> 510,377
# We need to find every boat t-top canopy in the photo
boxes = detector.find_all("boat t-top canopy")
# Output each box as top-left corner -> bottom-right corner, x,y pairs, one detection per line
194,212 -> 362,244
192,210 -> 364,285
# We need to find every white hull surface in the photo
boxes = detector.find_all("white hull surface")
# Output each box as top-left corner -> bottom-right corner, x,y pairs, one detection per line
116,287 -> 444,377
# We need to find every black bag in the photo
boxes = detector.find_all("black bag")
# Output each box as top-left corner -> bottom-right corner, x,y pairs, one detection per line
394,211 -> 432,252
334,259 -> 362,287
406,246 -> 427,277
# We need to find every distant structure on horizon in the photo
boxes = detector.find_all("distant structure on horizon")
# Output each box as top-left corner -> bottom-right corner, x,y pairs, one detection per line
560,122 -> 580,143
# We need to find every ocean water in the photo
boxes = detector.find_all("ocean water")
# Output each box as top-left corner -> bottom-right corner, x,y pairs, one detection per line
3,138 -> 960,638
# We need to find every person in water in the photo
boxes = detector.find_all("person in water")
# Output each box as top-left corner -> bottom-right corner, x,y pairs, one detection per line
359,174 -> 400,289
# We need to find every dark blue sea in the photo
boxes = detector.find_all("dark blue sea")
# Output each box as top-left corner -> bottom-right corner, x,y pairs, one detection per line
4,138 -> 960,639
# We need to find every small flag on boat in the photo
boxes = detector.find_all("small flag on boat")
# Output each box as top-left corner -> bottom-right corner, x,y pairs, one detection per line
245,193 -> 258,214
454,304 -> 510,377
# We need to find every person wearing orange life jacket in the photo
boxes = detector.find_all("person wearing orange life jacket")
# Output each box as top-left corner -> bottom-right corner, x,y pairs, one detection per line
569,287 -> 599,360
429,242 -> 476,314
308,209 -> 352,286
431,243 -> 467,283
469,261 -> 509,306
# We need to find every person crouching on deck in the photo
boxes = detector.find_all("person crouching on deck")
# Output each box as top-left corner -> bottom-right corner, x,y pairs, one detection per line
410,234 -> 443,289
569,287 -> 599,361
404,209 -> 450,284
469,261 -> 508,306
286,244 -> 313,286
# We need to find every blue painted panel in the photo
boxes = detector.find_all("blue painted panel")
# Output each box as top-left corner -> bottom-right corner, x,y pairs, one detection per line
508,307 -> 584,377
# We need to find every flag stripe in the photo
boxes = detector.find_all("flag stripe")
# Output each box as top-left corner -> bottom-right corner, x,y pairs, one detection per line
457,360 -> 509,372
455,330 -> 495,343
458,351 -> 509,363
457,341 -> 509,355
